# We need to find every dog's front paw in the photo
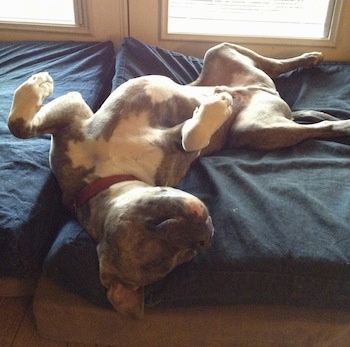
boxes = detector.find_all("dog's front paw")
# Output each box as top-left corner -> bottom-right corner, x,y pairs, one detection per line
200,91 -> 234,119
27,72 -> 54,101
302,52 -> 323,67
181,92 -> 234,152
14,72 -> 54,107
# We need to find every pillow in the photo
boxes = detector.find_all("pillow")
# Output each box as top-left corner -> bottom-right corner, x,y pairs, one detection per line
0,41 -> 115,278
44,37 -> 350,310
112,37 -> 202,88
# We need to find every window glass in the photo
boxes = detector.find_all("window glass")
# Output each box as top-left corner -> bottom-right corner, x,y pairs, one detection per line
0,0 -> 75,25
167,0 -> 335,39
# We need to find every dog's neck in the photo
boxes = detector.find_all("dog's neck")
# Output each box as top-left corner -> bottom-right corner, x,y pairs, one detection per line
76,179 -> 151,241
73,175 -> 139,211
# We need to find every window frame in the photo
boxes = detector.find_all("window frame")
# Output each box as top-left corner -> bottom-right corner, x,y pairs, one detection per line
0,0 -> 90,36
160,0 -> 344,47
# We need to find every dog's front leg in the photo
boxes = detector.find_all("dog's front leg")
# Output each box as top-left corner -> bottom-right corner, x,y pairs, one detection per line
8,72 -> 54,138
8,72 -> 93,139
181,92 -> 234,152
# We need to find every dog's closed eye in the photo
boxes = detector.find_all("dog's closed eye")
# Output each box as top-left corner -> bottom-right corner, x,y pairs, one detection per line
145,257 -> 167,268
146,216 -> 182,230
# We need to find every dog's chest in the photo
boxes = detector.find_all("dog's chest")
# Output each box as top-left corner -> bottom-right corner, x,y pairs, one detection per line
67,112 -> 165,185
55,76 -> 207,190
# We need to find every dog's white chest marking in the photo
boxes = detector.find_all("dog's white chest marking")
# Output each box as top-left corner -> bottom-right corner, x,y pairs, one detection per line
67,112 -> 164,185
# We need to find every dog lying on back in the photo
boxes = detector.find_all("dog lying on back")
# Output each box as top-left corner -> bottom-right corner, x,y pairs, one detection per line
8,43 -> 350,318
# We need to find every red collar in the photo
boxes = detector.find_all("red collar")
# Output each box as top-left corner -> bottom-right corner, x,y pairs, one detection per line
73,175 -> 138,210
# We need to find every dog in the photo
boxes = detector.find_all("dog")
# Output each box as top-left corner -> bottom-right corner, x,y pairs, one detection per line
8,43 -> 350,318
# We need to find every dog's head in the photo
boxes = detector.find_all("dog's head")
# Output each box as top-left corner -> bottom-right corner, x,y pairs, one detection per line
89,185 -> 213,319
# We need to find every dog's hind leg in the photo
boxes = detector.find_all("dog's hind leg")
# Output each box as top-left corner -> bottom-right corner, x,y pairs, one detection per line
193,43 -> 323,87
8,72 -> 93,138
214,43 -> 324,78
229,117 -> 350,150
292,110 -> 340,123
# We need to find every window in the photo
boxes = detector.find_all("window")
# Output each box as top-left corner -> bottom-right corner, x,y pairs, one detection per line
0,0 -> 75,25
0,0 -> 89,34
162,0 -> 343,45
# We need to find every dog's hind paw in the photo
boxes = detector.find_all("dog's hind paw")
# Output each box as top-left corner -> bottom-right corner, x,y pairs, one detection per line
302,52 -> 323,67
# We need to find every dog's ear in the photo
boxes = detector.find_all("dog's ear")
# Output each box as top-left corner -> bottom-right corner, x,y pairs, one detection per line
107,282 -> 144,320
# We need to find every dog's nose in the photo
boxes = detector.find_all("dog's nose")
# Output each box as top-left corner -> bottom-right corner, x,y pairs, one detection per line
184,196 -> 206,218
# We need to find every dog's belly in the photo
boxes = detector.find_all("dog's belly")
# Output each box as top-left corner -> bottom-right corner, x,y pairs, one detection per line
78,77 -> 217,182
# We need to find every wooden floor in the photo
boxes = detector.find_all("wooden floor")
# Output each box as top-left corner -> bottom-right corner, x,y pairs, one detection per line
0,296 -> 109,347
